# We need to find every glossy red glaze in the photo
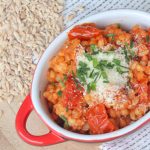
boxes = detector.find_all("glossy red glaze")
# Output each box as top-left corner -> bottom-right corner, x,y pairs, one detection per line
68,23 -> 101,40
86,104 -> 116,134
63,75 -> 84,109
15,94 -> 65,146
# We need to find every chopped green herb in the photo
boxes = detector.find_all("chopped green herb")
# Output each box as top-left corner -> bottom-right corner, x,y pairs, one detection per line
130,40 -> 134,48
123,47 -> 129,63
129,50 -> 135,58
89,69 -> 94,78
103,80 -> 109,83
99,60 -> 108,66
106,33 -> 115,37
87,84 -> 91,93
113,59 -> 121,65
60,115 -> 69,127
84,53 -> 92,61
57,90 -> 62,97
59,79 -> 65,87
90,82 -> 96,90
77,68 -> 86,84
106,33 -> 115,41
125,42 -> 129,49
146,35 -> 150,43
112,59 -> 128,69
90,44 -> 97,51
116,67 -> 128,74
101,71 -> 108,80
79,61 -> 87,68
77,61 -> 90,81
119,65 -> 128,69
90,44 -> 99,55
93,58 -> 99,67
92,51 -> 99,55
87,82 -> 96,93
94,72 -> 101,82
106,62 -> 114,69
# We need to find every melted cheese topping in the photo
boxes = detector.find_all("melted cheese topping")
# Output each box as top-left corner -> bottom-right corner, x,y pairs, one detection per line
76,47 -> 129,106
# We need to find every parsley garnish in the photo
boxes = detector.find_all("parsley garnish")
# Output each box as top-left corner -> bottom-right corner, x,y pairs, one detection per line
94,72 -> 101,82
123,47 -> 130,63
101,71 -> 108,82
57,90 -> 62,97
77,61 -> 90,84
93,58 -> 99,67
130,40 -> 134,48
90,44 -> 97,51
84,53 -> 92,61
59,79 -> 65,87
106,62 -> 114,69
87,82 -> 96,93
113,59 -> 121,65
79,61 -> 87,68
116,67 -> 128,74
106,33 -> 115,41
90,44 -> 99,55
89,69 -> 94,78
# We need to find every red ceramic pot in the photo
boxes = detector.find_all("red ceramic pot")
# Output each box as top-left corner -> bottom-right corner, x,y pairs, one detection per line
16,9 -> 150,146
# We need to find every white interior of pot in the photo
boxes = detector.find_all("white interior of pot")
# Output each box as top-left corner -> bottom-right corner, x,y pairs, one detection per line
31,9 -> 150,141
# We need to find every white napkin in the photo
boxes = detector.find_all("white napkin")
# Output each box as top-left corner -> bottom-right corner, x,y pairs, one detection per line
100,123 -> 150,150
63,1 -> 150,149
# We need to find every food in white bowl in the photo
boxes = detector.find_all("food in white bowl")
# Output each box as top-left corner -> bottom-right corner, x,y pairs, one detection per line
16,10 -> 150,145
43,22 -> 150,134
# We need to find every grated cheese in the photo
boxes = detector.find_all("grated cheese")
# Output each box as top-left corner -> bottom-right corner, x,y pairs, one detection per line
76,47 -> 129,106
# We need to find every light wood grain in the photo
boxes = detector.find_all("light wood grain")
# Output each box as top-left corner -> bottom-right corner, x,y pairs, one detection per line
0,99 -> 101,150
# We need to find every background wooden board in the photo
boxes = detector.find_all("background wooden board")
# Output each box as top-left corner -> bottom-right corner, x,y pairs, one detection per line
0,100 -> 100,150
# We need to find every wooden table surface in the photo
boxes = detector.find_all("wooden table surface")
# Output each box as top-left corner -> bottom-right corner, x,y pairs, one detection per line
0,97 -> 100,150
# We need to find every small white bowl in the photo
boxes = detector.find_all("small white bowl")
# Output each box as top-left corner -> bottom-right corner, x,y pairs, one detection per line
16,9 -> 150,146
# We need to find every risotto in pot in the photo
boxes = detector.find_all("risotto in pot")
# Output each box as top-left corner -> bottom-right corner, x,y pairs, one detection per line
43,23 -> 150,134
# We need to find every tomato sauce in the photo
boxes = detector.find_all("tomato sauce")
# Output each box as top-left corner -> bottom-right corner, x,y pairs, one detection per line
62,75 -> 84,109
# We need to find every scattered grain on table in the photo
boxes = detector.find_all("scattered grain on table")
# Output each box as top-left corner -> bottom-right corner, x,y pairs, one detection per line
0,110 -> 4,119
0,0 -> 64,103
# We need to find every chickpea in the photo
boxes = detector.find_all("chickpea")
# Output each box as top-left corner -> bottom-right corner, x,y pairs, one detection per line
138,44 -> 149,57
132,97 -> 139,106
119,118 -> 127,128
57,56 -> 65,63
109,109 -> 117,118
130,61 -> 138,70
136,64 -> 144,72
47,70 -> 56,81
135,72 -> 146,82
144,66 -> 150,75
130,111 -> 137,121
120,109 -> 129,117
71,109 -> 82,119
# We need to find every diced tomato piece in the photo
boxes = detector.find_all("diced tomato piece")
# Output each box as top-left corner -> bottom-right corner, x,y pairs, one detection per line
68,23 -> 101,40
86,104 -> 116,134
63,75 -> 84,109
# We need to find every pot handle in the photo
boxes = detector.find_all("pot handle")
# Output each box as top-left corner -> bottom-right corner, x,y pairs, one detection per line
15,94 -> 65,146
